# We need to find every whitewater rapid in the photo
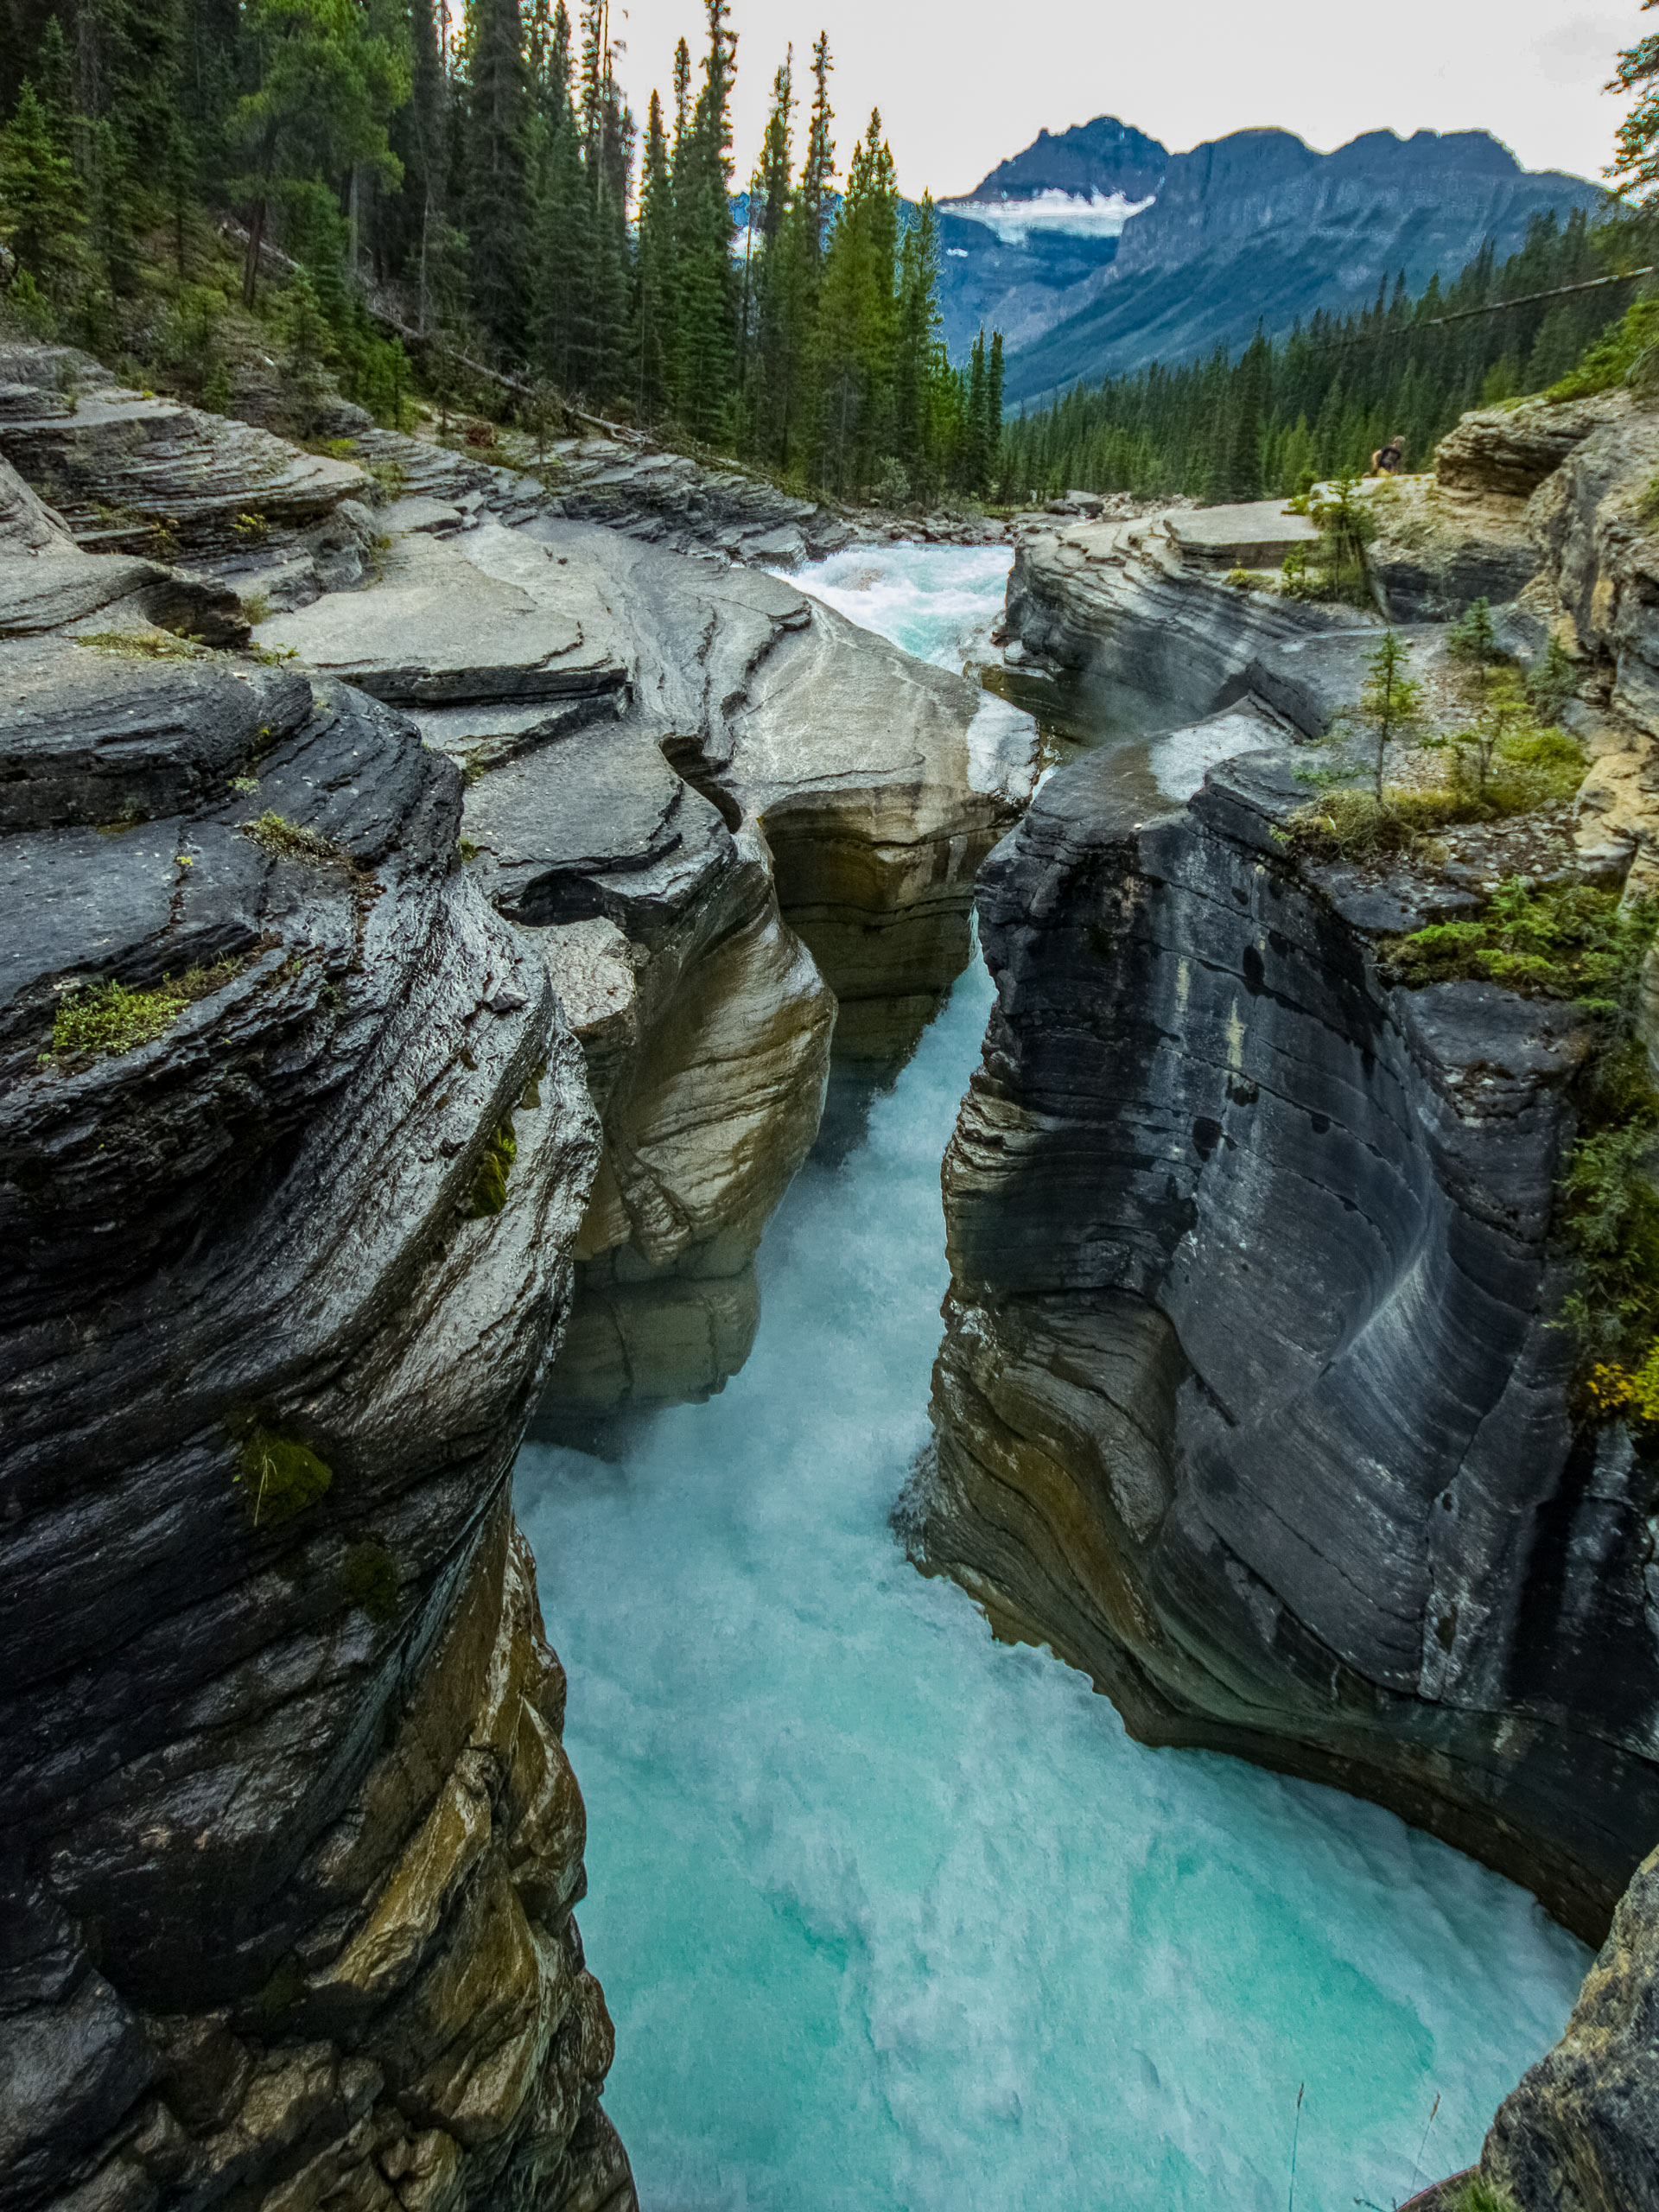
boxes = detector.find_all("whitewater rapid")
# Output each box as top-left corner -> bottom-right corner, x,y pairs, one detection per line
513,543 -> 1588,2212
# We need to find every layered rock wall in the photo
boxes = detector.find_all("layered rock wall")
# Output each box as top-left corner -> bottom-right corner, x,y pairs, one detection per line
0,446 -> 633,2208
925,391 -> 1659,1952
912,747 -> 1659,1941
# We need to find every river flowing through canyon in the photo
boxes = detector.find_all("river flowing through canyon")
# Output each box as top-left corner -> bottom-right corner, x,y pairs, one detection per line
512,545 -> 1591,2212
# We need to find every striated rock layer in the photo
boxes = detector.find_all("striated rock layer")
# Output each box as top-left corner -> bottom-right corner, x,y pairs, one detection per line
0,451 -> 633,2211
253,477 -> 1034,1422
909,746 -> 1659,1944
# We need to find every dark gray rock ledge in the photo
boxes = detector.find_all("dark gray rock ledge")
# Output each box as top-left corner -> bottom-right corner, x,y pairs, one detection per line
906,745 -> 1659,1949
0,460 -> 634,2212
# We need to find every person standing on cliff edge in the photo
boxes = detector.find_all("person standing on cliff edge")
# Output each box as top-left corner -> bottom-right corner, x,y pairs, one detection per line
1371,431 -> 1407,474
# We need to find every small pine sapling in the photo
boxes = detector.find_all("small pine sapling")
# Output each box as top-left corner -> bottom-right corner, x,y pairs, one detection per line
1354,630 -> 1426,802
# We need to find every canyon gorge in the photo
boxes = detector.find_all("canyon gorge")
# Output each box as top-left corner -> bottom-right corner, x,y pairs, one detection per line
6,327 -> 1659,2212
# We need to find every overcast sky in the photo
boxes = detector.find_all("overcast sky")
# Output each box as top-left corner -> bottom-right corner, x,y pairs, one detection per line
607,0 -> 1637,200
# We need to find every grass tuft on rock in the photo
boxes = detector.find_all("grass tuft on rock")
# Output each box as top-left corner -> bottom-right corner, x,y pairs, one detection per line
241,810 -> 339,862
75,627 -> 200,661
41,959 -> 245,1066
234,1425 -> 333,1528
1446,2179 -> 1522,2212
465,1118 -> 518,1217
1283,785 -> 1474,861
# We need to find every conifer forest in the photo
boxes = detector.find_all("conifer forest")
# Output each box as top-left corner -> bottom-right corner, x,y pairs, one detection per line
1001,209 -> 1634,502
0,0 -> 1007,504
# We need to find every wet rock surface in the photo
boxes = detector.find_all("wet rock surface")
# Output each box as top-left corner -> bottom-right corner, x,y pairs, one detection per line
0,378 -> 634,2209
934,387 -> 1659,1962
909,746 -> 1656,1943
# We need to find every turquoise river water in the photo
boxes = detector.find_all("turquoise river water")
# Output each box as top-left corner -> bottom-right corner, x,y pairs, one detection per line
513,544 -> 1590,2212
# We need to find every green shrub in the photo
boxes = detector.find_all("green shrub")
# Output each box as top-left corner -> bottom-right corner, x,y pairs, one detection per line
1393,880 -> 1659,1412
465,1118 -> 518,1217
1526,635 -> 1580,721
233,1425 -> 333,1528
1549,294 -> 1659,399
340,1541 -> 399,1623
1280,471 -> 1376,607
1389,879 -> 1656,1007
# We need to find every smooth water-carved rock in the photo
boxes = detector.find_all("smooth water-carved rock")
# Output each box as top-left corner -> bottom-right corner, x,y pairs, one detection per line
304,490 -> 1031,1422
0,486 -> 633,2208
910,744 -> 1659,1944
1004,504 -> 1390,735
0,454 -> 247,643
0,352 -> 365,554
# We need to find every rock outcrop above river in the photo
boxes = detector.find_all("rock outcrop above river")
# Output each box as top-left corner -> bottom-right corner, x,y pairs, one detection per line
0,426 -> 636,2207
251,455 -> 1033,1424
914,393 -> 1659,1949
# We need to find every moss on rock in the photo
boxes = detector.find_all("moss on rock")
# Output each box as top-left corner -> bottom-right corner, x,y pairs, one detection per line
465,1118 -> 518,1218
234,1425 -> 333,1528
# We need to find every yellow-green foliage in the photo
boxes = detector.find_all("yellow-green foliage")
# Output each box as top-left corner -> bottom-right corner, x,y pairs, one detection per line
339,1541 -> 399,1623
241,810 -> 338,861
41,959 -> 242,1065
1283,785 -> 1474,861
232,510 -> 270,540
234,1425 -> 333,1528
466,1118 -> 518,1217
1391,879 -> 1656,1005
75,628 -> 199,661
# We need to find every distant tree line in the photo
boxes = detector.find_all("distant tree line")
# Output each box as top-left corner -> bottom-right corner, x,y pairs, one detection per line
0,0 -> 1005,501
1000,209 -> 1627,503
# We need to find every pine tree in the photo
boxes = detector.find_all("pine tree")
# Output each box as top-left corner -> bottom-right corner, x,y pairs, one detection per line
0,79 -> 86,293
633,88 -> 674,416
671,0 -> 738,438
1353,631 -> 1425,802
985,328 -> 1005,493
461,0 -> 530,352
893,192 -> 942,492
231,0 -> 409,307
526,53 -> 587,388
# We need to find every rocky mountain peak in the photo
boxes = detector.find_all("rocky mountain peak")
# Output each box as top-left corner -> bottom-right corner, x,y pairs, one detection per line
963,114 -> 1169,204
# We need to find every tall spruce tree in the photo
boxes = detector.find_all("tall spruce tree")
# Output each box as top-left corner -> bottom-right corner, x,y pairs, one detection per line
811,107 -> 898,493
671,0 -> 737,438
742,48 -> 793,452
231,0 -> 408,306
633,86 -> 674,416
0,78 -> 86,294
893,192 -> 942,493
461,0 -> 529,352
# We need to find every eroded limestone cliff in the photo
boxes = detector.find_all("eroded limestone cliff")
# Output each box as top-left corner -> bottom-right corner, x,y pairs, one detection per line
911,393 -> 1659,1958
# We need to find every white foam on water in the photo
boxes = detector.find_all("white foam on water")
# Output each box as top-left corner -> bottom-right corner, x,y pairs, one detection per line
782,542 -> 1020,674
513,549 -> 1589,2211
